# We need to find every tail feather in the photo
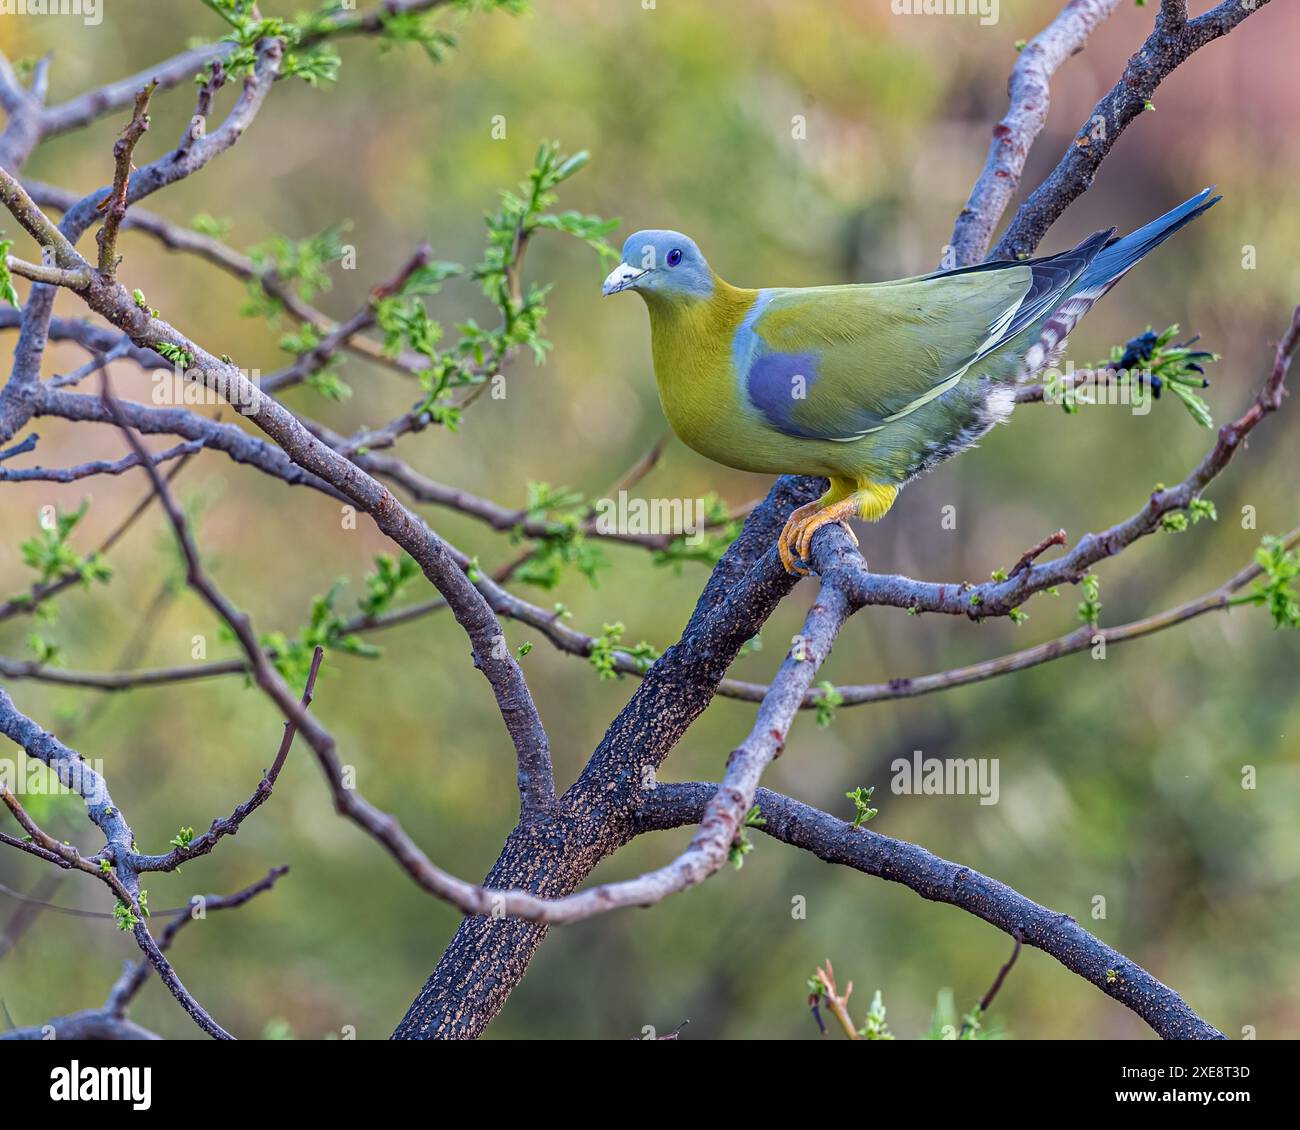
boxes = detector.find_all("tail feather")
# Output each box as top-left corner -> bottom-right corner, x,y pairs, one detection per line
1079,187 -> 1220,294
1014,188 -> 1219,382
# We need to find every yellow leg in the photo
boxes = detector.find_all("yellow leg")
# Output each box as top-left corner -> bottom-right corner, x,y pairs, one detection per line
777,479 -> 898,576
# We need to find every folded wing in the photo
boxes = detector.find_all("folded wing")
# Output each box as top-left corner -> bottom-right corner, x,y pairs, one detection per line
740,231 -> 1111,442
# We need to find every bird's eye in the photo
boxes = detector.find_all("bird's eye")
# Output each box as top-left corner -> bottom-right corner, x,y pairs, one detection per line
666,248 -> 683,268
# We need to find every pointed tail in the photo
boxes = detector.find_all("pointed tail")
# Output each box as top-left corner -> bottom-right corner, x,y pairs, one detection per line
1077,187 -> 1221,294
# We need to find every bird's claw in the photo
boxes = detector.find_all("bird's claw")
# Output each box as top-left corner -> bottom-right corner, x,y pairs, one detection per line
778,521 -> 812,576
777,501 -> 860,576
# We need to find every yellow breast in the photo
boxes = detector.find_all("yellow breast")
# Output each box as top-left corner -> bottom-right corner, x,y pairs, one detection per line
644,280 -> 766,470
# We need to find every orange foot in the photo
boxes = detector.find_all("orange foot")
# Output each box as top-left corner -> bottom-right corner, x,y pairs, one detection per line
777,498 -> 860,576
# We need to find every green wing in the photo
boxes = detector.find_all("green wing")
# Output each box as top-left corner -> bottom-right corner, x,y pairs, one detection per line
740,232 -> 1110,442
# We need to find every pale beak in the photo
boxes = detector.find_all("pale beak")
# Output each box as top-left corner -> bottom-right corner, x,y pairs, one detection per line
602,261 -> 647,296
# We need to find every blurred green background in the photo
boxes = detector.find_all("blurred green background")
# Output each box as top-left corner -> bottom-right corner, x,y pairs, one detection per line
0,0 -> 1297,1040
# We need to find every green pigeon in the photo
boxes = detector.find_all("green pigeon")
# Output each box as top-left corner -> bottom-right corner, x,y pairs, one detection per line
603,188 -> 1219,574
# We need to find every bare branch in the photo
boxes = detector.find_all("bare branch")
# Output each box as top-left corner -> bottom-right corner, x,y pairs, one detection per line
961,933 -> 1021,1038
178,60 -> 226,158
2,255 -> 90,289
95,80 -> 157,277
105,866 -> 289,1015
47,336 -> 133,389
0,308 -> 167,367
0,433 -> 38,463
721,527 -> 1300,709
0,51 -> 45,169
0,689 -> 231,1038
803,306 -> 1298,622
132,652 -> 324,873
1009,528 -> 1068,578
993,0 -> 1275,260
950,0 -> 1121,265
34,387 -> 344,499
636,783 -> 1223,1040
39,45 -> 227,144
0,1009 -> 161,1041
0,437 -> 200,483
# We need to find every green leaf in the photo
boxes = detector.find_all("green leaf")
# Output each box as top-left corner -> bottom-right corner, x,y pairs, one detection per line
1077,574 -> 1102,627
1233,535 -> 1300,629
155,341 -> 193,368
845,786 -> 877,829
113,900 -> 140,932
587,622 -> 625,680
191,213 -> 232,239
813,680 -> 843,727
0,237 -> 20,308
858,990 -> 894,1040
247,222 -> 352,304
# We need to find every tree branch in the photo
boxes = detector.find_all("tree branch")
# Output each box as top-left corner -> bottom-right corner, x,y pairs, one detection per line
94,79 -> 157,277
992,0 -> 1274,261
718,526 -> 1300,710
950,0 -> 1121,266
131,652 -> 323,873
0,689 -> 231,1038
637,783 -> 1224,1040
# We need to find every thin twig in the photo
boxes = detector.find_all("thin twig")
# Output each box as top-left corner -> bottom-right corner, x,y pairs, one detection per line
105,866 -> 288,1015
133,649 -> 324,872
812,960 -> 860,1040
0,449 -> 195,623
959,932 -> 1022,1037
1009,529 -> 1068,579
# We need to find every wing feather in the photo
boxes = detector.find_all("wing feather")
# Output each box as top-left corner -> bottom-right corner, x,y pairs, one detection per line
741,232 -> 1111,442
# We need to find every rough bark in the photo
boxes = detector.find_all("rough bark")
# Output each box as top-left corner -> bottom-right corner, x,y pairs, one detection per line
392,476 -> 820,1038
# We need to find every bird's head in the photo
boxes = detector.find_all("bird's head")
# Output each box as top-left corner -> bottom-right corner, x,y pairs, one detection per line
602,230 -> 714,303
